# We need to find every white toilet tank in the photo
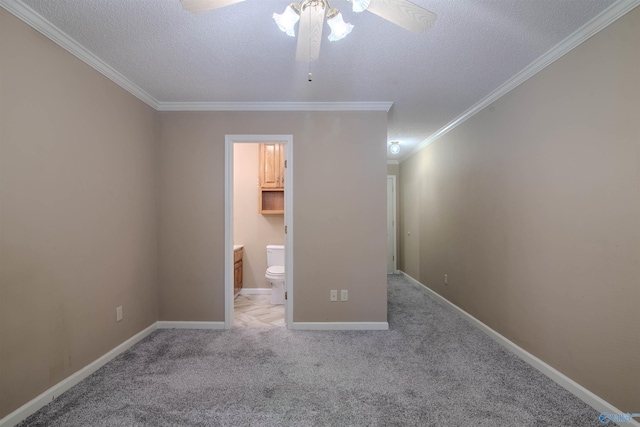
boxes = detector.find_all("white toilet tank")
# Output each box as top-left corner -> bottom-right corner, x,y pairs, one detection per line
266,245 -> 285,267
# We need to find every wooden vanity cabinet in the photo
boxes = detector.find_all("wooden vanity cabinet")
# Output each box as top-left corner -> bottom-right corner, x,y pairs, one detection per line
234,247 -> 243,296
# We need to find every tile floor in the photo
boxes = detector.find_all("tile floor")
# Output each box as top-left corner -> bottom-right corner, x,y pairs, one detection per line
233,294 -> 285,328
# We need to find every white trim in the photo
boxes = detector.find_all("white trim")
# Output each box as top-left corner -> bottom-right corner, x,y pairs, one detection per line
157,102 -> 393,112
387,175 -> 398,274
400,271 -> 639,427
156,321 -> 225,330
387,160 -> 399,165
400,0 -> 640,163
224,135 -> 234,330
225,135 -> 294,330
239,288 -> 272,295
399,273 -> 420,288
0,323 -> 157,427
290,322 -> 389,330
2,308 -> 631,426
283,138 -> 294,328
0,0 -> 159,110
0,1 -> 393,114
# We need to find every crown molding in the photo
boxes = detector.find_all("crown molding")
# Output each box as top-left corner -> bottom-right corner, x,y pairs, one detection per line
156,102 -> 393,112
400,0 -> 640,163
1,0 -> 393,114
0,0 -> 160,109
5,0 -> 634,140
387,160 -> 399,165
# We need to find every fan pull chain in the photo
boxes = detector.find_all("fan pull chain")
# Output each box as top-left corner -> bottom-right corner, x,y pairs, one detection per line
308,5 -> 312,82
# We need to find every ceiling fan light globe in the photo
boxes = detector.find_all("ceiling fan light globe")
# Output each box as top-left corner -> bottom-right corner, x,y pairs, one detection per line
273,4 -> 301,37
352,0 -> 371,13
327,12 -> 353,42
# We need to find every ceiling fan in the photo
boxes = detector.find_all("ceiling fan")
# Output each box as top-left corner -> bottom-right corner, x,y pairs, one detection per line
180,0 -> 437,62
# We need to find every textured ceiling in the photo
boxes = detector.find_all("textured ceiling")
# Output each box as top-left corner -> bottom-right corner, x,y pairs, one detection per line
17,0 -> 617,159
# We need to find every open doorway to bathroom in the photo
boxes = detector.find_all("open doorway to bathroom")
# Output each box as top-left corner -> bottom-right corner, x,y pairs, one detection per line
224,135 -> 293,329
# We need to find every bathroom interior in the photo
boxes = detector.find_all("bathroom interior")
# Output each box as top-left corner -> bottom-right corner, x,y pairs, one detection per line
233,142 -> 286,328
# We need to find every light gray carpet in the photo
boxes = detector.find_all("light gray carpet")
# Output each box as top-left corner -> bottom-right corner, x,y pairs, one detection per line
19,275 -> 600,426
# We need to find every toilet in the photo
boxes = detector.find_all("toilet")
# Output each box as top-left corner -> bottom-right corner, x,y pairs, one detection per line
265,245 -> 285,305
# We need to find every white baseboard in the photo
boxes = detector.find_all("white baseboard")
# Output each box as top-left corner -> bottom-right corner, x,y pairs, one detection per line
400,271 -> 639,427
291,322 -> 389,331
156,321 -> 226,330
0,323 -> 157,427
239,288 -> 271,295
4,296 -> 633,426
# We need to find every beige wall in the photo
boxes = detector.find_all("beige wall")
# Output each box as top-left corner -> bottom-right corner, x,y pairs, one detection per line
399,7 -> 640,412
398,157 -> 420,277
158,111 -> 388,322
0,10 -> 159,418
233,143 -> 284,289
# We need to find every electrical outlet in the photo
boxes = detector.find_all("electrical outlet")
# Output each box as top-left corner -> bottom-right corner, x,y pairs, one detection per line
330,290 -> 338,301
444,274 -> 448,285
116,306 -> 123,322
340,290 -> 348,301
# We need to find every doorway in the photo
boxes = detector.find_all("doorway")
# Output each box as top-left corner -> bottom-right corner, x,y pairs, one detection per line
387,175 -> 397,274
224,135 -> 293,329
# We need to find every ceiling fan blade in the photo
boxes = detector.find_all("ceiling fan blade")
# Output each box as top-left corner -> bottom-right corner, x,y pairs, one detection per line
366,0 -> 436,33
180,0 -> 245,13
296,4 -> 325,62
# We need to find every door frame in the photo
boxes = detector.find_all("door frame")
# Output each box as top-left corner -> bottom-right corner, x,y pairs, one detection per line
387,175 -> 398,274
224,135 -> 294,329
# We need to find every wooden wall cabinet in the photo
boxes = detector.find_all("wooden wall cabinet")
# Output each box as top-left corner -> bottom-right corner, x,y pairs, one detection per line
259,143 -> 284,188
258,143 -> 284,215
